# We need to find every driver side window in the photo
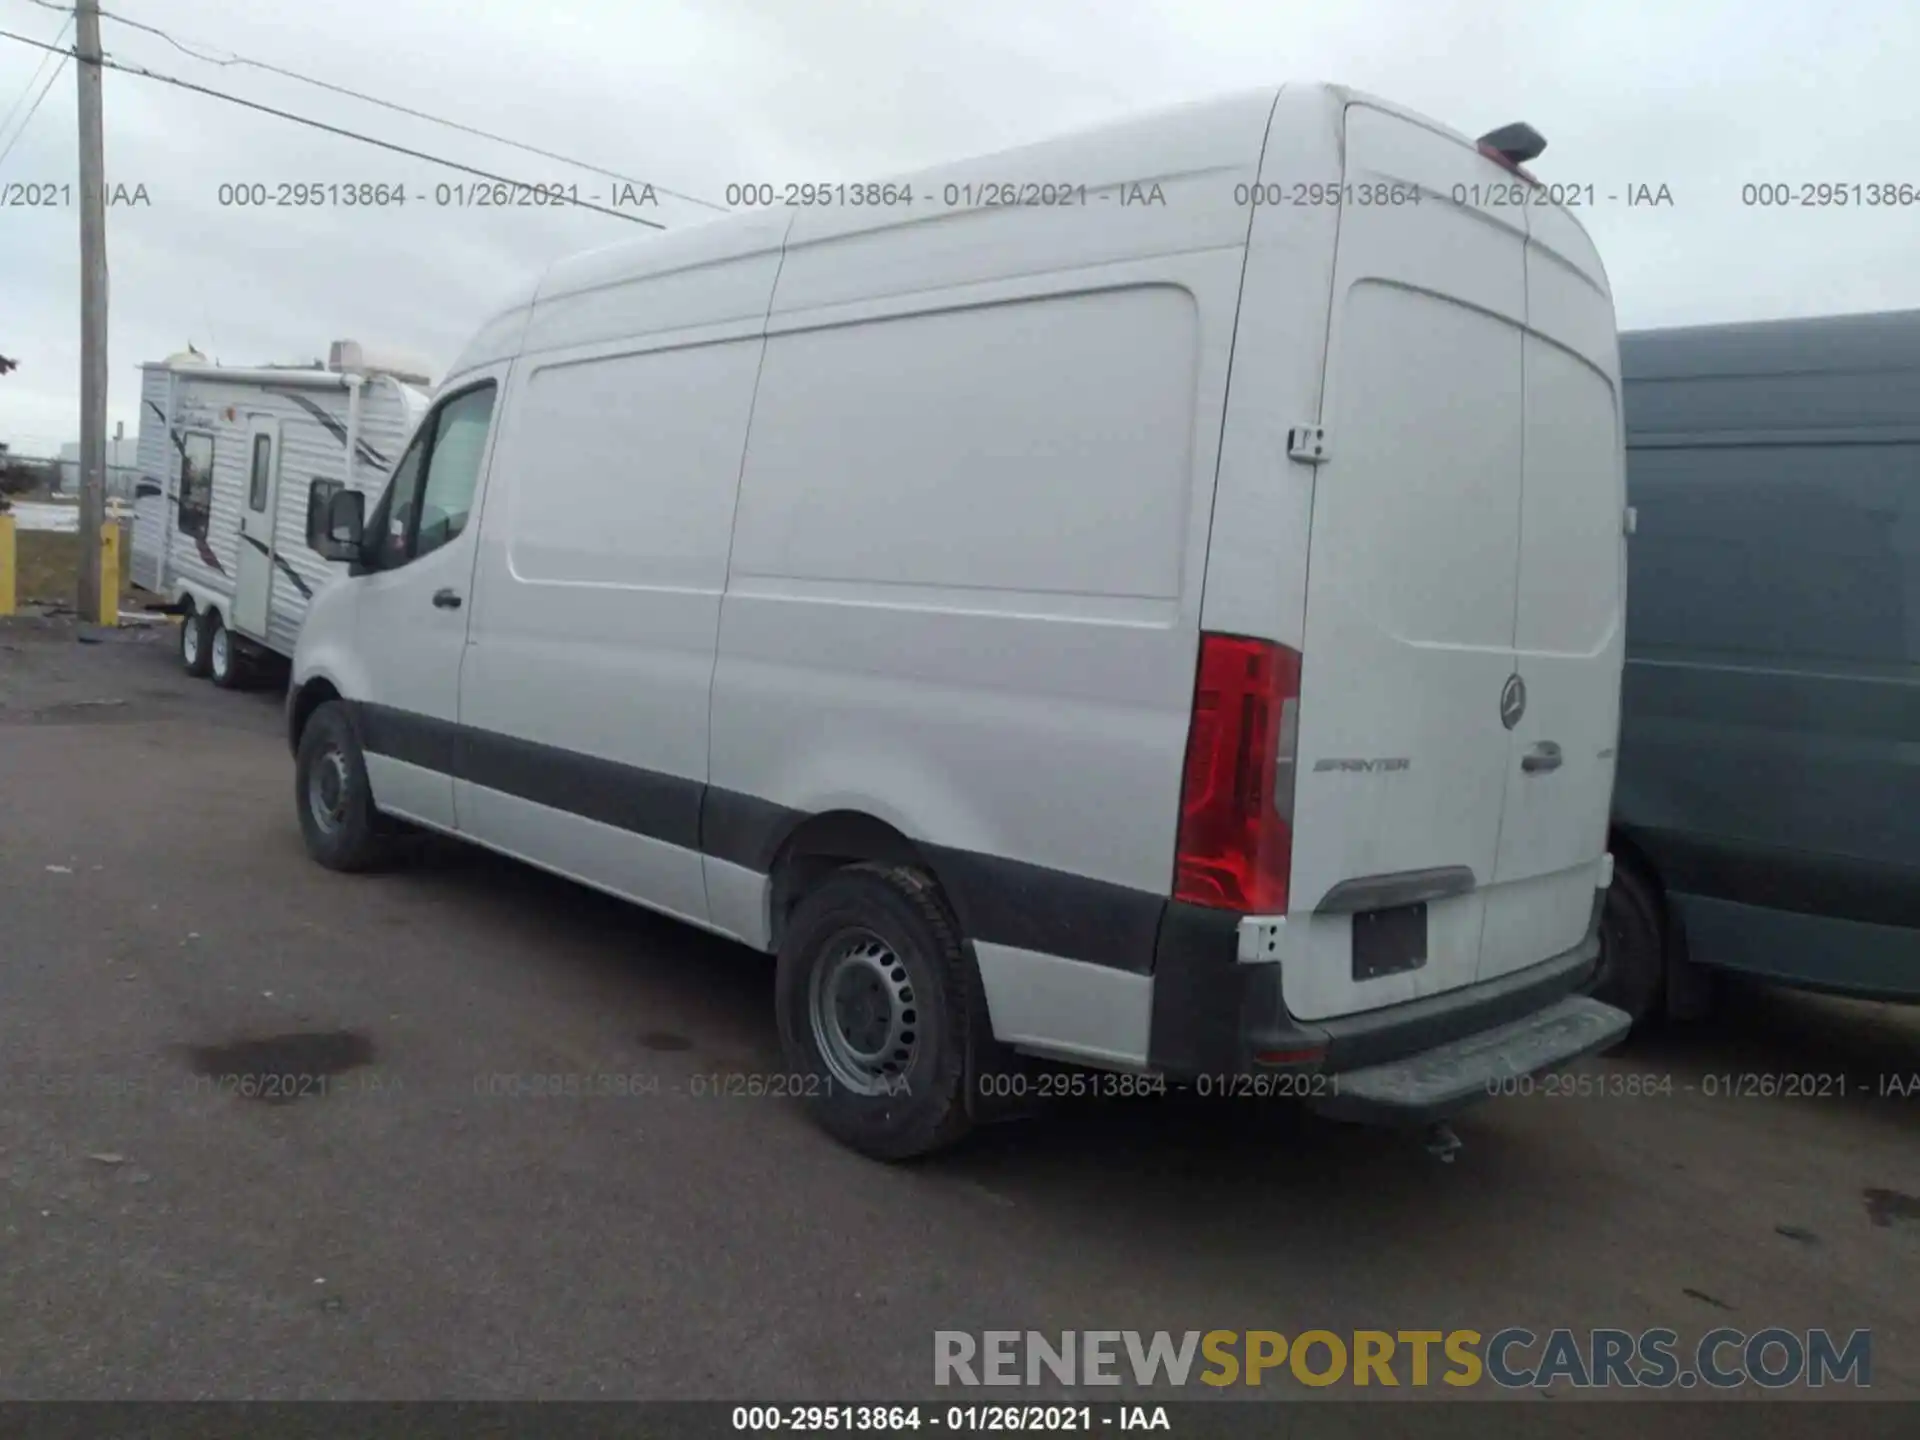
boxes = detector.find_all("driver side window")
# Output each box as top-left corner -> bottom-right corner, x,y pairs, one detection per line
415,386 -> 497,561
368,434 -> 427,572
365,381 -> 498,572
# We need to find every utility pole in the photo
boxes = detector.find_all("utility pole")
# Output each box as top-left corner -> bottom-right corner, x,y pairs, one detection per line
75,0 -> 108,621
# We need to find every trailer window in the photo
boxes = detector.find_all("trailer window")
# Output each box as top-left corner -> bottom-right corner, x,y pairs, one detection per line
248,434 -> 273,511
177,432 -> 214,541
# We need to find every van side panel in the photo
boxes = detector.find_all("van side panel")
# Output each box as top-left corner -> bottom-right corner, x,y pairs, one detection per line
456,243 -> 782,931
731,291 -> 1196,599
708,99 -> 1271,1052
1618,315 -> 1920,995
713,278 -> 1223,940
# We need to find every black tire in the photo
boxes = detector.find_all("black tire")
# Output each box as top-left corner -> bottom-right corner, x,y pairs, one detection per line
294,700 -> 399,872
775,864 -> 977,1160
1592,859 -> 1666,1030
179,602 -> 211,678
207,612 -> 247,690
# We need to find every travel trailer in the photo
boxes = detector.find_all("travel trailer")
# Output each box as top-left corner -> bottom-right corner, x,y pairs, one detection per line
1596,310 -> 1920,1024
132,342 -> 431,687
287,84 -> 1633,1159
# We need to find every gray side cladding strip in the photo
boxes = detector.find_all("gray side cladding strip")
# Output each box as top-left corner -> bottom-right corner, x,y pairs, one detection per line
347,701 -> 1163,973
461,726 -> 701,850
352,702 -> 456,776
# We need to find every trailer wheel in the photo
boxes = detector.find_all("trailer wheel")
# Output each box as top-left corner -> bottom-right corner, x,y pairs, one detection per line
207,614 -> 246,690
775,863 -> 976,1161
294,700 -> 398,872
179,602 -> 211,678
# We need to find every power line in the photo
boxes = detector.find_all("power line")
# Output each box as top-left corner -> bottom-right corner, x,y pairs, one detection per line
0,11 -> 69,155
0,44 -> 66,170
0,26 -> 664,227
0,47 -> 65,168
22,0 -> 725,214
105,8 -> 730,214
0,9 -> 67,132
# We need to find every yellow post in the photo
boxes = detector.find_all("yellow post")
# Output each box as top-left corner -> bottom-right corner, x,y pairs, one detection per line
0,511 -> 15,617
92,517 -> 120,626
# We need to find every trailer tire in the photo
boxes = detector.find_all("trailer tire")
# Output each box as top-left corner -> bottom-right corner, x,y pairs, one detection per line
294,700 -> 399,872
207,613 -> 246,690
179,602 -> 211,678
775,864 -> 976,1161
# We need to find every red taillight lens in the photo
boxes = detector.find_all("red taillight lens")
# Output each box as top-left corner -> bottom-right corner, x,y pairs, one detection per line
1173,633 -> 1302,913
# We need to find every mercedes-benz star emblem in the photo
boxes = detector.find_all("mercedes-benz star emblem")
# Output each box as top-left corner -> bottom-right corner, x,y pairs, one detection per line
1499,673 -> 1527,730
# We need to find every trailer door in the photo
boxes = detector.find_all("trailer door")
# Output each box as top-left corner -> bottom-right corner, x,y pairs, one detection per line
233,416 -> 281,640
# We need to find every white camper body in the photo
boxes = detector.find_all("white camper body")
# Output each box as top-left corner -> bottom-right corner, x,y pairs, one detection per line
288,83 -> 1633,1159
132,353 -> 428,678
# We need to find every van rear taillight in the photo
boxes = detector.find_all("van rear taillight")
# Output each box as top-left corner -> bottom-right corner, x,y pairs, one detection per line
1173,633 -> 1302,913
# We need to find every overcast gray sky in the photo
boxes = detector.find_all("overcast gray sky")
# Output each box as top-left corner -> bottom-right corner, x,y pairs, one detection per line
2,0 -> 1917,455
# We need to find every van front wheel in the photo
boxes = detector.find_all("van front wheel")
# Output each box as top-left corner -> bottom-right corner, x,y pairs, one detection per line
775,864 -> 976,1161
294,701 -> 398,872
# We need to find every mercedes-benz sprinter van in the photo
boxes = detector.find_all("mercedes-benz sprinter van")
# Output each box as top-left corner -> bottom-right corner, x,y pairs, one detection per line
287,84 -> 1632,1158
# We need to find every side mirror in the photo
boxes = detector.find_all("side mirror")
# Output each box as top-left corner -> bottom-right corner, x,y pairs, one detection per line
309,483 -> 365,562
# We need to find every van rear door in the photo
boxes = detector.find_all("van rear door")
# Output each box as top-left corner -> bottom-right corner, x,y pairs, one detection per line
1480,206 -> 1626,984
1275,101 -> 1619,1022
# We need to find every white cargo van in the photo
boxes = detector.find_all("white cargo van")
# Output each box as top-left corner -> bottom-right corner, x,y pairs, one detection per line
289,83 -> 1632,1159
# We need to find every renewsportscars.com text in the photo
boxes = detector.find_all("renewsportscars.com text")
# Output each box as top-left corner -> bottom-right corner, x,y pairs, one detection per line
933,1328 -> 1871,1390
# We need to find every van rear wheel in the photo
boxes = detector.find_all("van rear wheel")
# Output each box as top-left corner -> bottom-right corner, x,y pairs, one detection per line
1593,860 -> 1665,1032
775,864 -> 976,1160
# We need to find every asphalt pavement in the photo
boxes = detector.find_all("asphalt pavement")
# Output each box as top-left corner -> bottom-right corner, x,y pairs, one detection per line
1,611 -> 1915,1417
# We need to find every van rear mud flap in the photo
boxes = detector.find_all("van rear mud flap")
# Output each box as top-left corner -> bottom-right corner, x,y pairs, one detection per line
1308,995 -> 1629,1125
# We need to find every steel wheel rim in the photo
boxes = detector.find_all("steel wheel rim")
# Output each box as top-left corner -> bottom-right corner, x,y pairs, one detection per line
210,625 -> 228,677
307,745 -> 351,833
182,618 -> 199,665
808,928 -> 919,1096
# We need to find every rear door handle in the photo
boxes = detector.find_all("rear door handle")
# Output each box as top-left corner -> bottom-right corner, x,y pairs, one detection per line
432,588 -> 463,610
1521,741 -> 1563,774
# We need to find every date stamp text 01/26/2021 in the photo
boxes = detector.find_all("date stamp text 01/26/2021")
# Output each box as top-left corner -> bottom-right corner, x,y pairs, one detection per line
0,178 -> 1684,212
17,179 -> 1920,213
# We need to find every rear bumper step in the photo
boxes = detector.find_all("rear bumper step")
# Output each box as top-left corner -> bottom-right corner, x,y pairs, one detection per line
1148,891 -> 1620,1121
1308,994 -> 1629,1125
